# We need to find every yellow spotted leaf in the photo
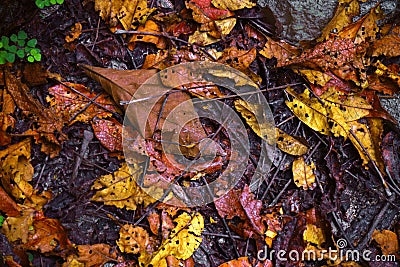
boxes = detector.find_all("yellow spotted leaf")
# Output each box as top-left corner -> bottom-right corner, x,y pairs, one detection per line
1,207 -> 35,243
141,212 -> 204,266
91,163 -> 159,210
297,69 -> 332,86
234,99 -> 274,140
292,157 -> 316,190
285,88 -> 330,135
372,229 -> 399,256
276,128 -> 309,156
211,0 -> 255,11
117,225 -> 150,254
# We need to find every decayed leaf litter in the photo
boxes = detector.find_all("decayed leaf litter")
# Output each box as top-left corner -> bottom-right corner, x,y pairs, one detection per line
0,0 -> 400,266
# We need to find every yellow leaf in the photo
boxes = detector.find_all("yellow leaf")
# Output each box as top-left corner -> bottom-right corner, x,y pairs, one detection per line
297,69 -> 332,86
285,88 -> 330,135
1,207 -> 35,243
292,158 -> 316,190
129,20 -> 167,50
276,128 -> 309,156
348,121 -> 379,166
234,99 -> 274,140
372,230 -> 399,256
318,0 -> 359,41
215,18 -> 236,36
208,69 -> 258,87
303,224 -> 325,247
142,212 -> 204,266
116,225 -> 150,254
211,0 -> 255,11
91,163 -> 160,210
189,30 -> 220,46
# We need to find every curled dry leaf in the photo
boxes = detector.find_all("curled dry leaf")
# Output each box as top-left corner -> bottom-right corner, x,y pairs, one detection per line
47,82 -> 120,124
65,22 -> 82,43
276,128 -> 309,156
116,224 -> 150,254
0,88 -> 15,146
5,69 -> 65,158
91,117 -> 123,152
372,229 -> 399,256
91,163 -> 160,210
63,244 -> 121,267
292,157 -> 316,190
140,212 -> 204,267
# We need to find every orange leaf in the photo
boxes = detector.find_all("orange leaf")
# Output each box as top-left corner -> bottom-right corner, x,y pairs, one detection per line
128,20 -> 167,50
372,229 -> 399,256
63,244 -> 121,267
65,22 -> 82,43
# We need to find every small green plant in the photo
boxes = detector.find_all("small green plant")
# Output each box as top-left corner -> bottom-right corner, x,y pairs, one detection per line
35,0 -> 64,8
0,31 -> 41,64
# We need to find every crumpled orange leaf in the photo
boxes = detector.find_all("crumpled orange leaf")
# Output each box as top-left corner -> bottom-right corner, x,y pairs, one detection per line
116,224 -> 151,254
372,229 -> 399,256
91,163 -> 160,210
91,117 -> 123,152
63,244 -> 121,267
5,69 -> 65,158
47,82 -> 120,125
65,22 -> 82,43
128,20 -> 167,50
259,36 -> 300,65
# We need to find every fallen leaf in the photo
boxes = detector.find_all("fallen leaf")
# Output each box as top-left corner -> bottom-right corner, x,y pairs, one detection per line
372,25 -> 400,57
211,0 -> 255,11
259,37 -> 299,65
91,117 -> 123,152
188,30 -> 220,46
0,88 -> 15,146
218,47 -> 256,71
239,185 -> 265,234
276,128 -> 309,156
116,224 -> 150,254
297,69 -> 332,87
47,82 -> 120,124
317,0 -> 360,41
22,211 -> 73,257
292,157 -> 316,190
214,188 -> 247,220
91,163 -> 159,210
372,229 -> 399,256
303,224 -> 325,247
95,0 -> 156,30
129,20 -> 167,50
218,257 -> 272,267
0,186 -> 20,217
63,244 -> 120,267
1,206 -> 35,243
5,69 -> 65,158
185,0 -> 234,24
65,22 -> 82,43
141,212 -> 204,266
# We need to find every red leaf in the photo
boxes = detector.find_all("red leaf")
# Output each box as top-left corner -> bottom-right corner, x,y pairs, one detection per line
91,117 -> 123,152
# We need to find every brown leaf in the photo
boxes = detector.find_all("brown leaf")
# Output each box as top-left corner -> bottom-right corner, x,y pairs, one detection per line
63,244 -> 121,267
239,185 -> 265,234
0,186 -> 20,217
47,82 -> 121,124
92,117 -> 123,152
0,88 -> 15,146
214,188 -> 247,220
2,206 -> 35,244
22,211 -> 73,257
4,69 -> 65,158
372,25 -> 400,57
259,37 -> 300,65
